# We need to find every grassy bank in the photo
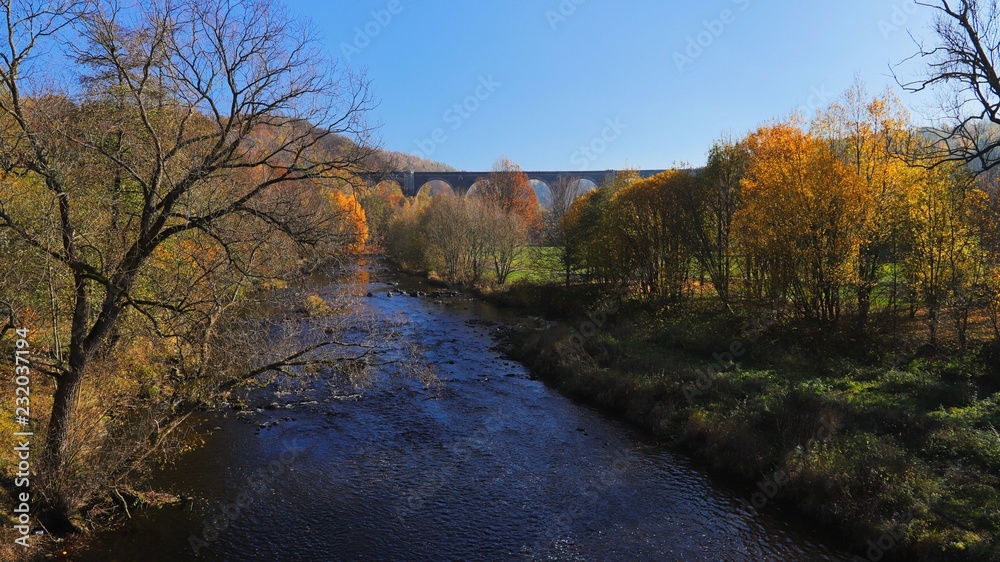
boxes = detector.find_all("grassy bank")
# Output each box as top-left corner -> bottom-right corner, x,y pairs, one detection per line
492,283 -> 1000,562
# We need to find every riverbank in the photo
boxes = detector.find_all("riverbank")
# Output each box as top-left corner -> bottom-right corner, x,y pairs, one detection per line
54,258 -> 856,561
487,282 -> 1000,561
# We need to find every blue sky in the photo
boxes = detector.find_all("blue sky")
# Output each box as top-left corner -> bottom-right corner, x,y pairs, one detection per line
283,0 -> 938,171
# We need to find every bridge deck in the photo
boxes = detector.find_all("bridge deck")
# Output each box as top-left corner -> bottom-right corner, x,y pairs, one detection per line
359,169 -> 666,197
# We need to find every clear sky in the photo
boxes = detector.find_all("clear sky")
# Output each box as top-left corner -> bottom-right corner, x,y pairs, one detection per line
282,0 -> 939,171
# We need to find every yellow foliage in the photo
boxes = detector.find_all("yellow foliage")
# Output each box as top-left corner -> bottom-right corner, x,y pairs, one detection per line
304,294 -> 331,317
601,170 -> 694,299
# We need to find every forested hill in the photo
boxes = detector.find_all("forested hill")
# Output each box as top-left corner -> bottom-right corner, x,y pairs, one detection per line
378,148 -> 457,172
311,131 -> 455,173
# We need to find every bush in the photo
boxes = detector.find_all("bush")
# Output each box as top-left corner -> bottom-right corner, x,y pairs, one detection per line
304,294 -> 331,317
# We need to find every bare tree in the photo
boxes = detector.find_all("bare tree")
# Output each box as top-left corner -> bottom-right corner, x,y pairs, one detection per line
419,194 -> 471,282
486,207 -> 527,285
899,0 -> 1000,173
544,177 -> 583,286
547,177 -> 583,232
0,0 -> 375,525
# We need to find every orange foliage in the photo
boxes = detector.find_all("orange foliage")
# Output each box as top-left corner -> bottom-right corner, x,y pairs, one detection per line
479,157 -> 543,235
736,122 -> 870,324
329,190 -> 369,253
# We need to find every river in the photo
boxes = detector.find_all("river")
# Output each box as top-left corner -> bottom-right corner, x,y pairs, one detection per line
59,259 -> 855,561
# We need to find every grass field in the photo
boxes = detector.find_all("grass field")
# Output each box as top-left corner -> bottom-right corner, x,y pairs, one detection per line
504,246 -> 565,285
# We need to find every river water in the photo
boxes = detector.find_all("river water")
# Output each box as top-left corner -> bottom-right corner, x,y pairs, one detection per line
60,260 -> 855,561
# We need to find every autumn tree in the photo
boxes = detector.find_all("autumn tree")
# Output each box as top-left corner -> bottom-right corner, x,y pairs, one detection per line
904,163 -> 983,347
537,177 -> 583,286
0,0 -> 374,526
813,81 -> 915,327
359,181 -> 407,247
386,193 -> 529,285
561,170 -> 638,286
418,194 -> 471,281
969,173 -> 1000,337
736,122 -> 870,326
562,187 -> 609,283
328,190 -> 370,253
485,205 -> 527,285
384,202 -> 425,272
544,177 -> 585,240
603,171 -> 692,301
478,157 -> 542,235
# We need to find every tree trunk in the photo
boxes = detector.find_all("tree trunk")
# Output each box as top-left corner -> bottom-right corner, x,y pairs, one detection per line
41,363 -> 85,530
857,286 -> 871,328
928,307 -> 938,347
43,369 -> 82,467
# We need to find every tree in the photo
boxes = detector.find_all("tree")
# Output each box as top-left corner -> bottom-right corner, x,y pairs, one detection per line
545,177 -> 584,238
561,170 -> 637,286
969,173 -> 1000,338
735,122 -> 870,327
328,190 -> 369,253
478,157 -> 542,235
544,177 -> 586,287
0,0 -> 374,525
813,80 -> 915,327
680,137 -> 748,308
384,194 -> 528,286
905,163 -> 981,347
485,206 -> 527,285
899,0 -> 1000,173
419,194 -> 471,282
562,188 -> 608,282
359,181 -> 406,247
384,202 -> 425,272
603,171 -> 692,301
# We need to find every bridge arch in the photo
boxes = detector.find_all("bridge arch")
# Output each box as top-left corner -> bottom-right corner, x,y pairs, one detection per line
372,179 -> 404,197
567,177 -> 598,194
379,169 -> 666,199
465,179 -> 490,199
415,179 -> 456,200
529,179 -> 553,209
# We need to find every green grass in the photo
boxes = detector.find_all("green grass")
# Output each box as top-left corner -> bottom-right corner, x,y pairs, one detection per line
504,246 -> 565,285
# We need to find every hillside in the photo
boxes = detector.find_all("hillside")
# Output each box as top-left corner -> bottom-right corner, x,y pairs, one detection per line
378,148 -> 457,172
